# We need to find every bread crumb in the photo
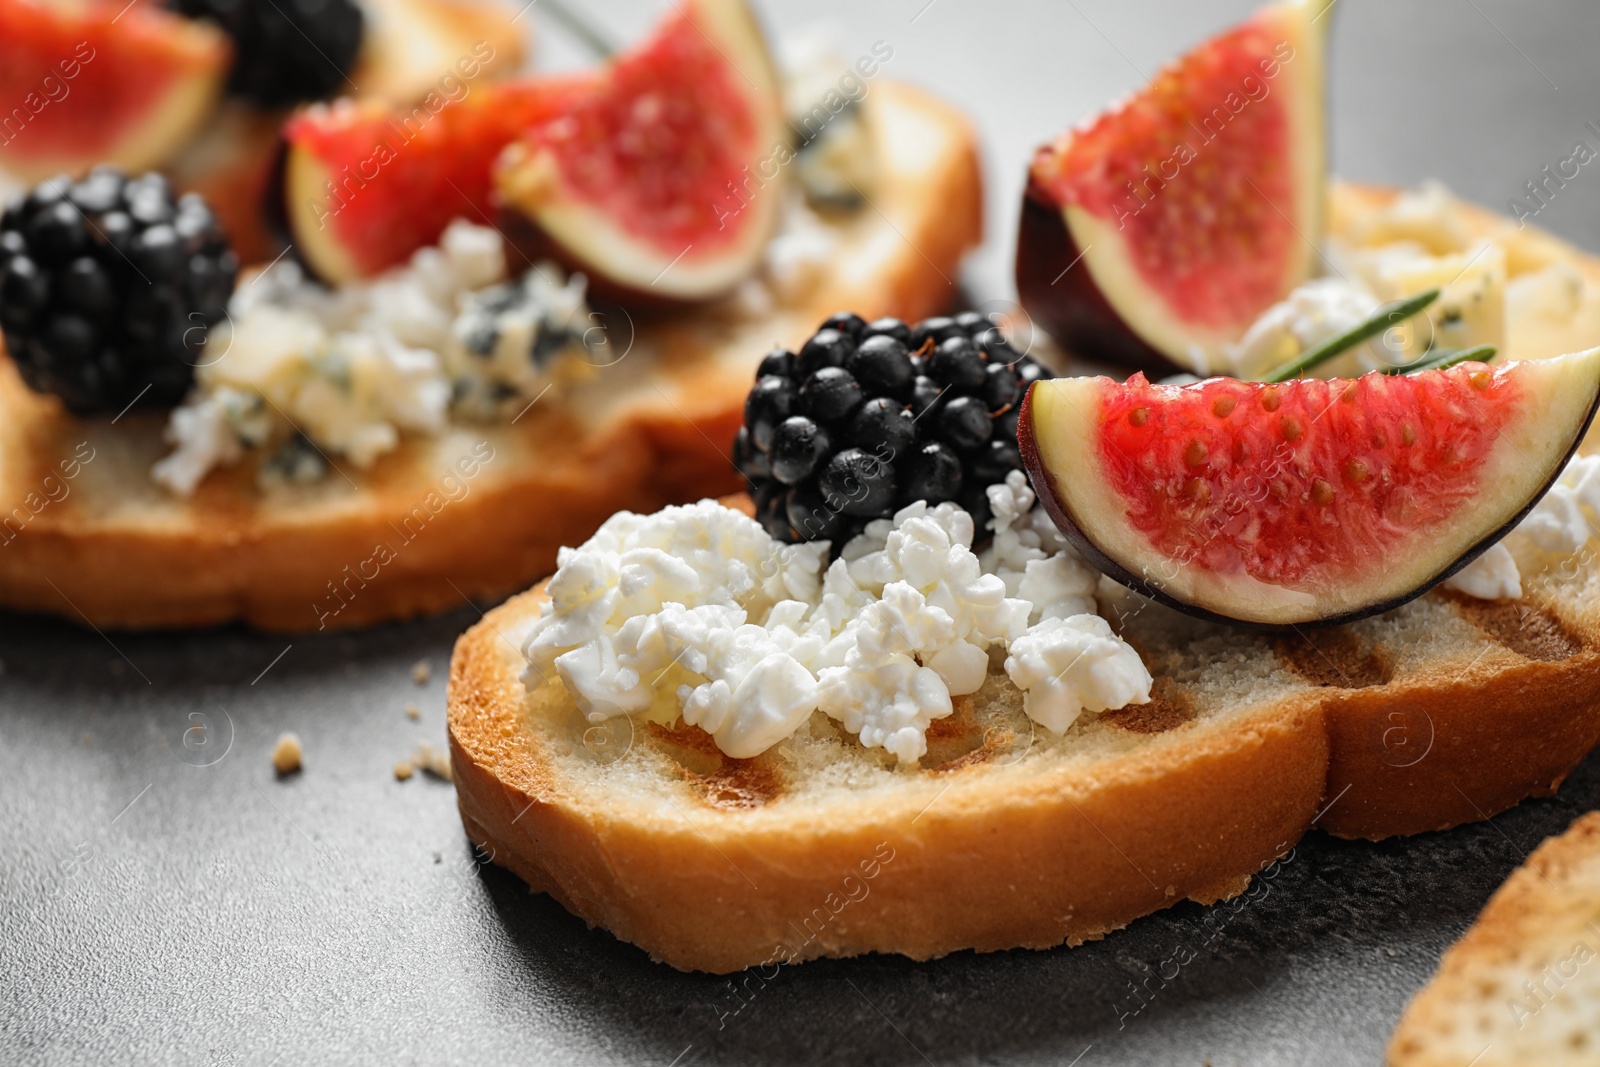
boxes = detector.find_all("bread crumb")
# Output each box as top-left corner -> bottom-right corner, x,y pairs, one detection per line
393,761 -> 414,781
412,741 -> 452,782
411,660 -> 431,685
272,732 -> 303,775
81,732 -> 93,745
405,704 -> 420,721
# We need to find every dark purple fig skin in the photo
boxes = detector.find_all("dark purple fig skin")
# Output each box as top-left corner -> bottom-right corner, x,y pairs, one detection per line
1015,379 -> 1600,633
1014,177 -> 1187,377
261,134 -> 307,276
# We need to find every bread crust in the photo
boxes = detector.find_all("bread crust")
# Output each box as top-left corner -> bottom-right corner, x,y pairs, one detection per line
1387,811 -> 1600,1066
0,82 -> 981,632
1318,645 -> 1600,839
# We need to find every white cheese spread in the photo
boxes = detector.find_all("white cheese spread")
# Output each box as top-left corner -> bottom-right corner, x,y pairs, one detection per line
523,471 -> 1152,764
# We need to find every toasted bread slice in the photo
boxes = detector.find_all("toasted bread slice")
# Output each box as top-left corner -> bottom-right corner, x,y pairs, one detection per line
0,82 -> 980,632
446,529 -> 1600,972
449,574 -> 1328,974
1388,811 -> 1600,1066
446,186 -> 1600,973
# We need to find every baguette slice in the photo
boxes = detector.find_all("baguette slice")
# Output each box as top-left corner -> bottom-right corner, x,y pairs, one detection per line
1388,811 -> 1600,1066
0,82 -> 980,632
447,187 -> 1600,974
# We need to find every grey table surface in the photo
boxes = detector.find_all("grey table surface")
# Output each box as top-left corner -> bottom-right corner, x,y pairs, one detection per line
6,2 -> 1600,1064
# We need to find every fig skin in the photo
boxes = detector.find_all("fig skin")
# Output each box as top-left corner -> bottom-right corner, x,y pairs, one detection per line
494,204 -> 708,315
1014,380 -> 1600,633
1015,176 -> 1188,377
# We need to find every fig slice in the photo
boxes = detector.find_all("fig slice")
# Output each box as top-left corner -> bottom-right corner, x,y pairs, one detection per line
279,79 -> 583,284
0,0 -> 229,182
1019,350 -> 1600,628
493,0 -> 786,303
1016,0 -> 1331,375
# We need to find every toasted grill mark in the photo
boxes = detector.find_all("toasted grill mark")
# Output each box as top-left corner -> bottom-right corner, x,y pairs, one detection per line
923,695 -> 986,768
1103,682 -> 1195,734
1445,593 -> 1584,663
645,721 -> 784,808
649,720 -> 723,756
646,720 -> 724,777
693,759 -> 783,809
1275,628 -> 1393,688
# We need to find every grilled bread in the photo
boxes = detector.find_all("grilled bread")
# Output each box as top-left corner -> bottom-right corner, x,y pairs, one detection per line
0,82 -> 980,632
1388,810 -> 1600,1066
446,186 -> 1600,973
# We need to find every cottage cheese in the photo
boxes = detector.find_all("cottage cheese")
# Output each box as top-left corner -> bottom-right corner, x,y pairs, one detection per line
523,473 -> 1152,764
1444,453 -> 1600,601
1441,543 -> 1522,601
153,221 -> 595,495
1227,277 -> 1380,379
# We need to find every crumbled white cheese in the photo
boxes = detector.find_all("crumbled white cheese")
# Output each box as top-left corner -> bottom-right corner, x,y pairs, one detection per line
151,385 -> 272,495
810,500 -> 1035,761
780,31 -> 879,208
1227,277 -> 1379,379
763,198 -> 839,304
1005,615 -> 1154,734
153,221 -> 591,494
1518,454 -> 1600,556
981,471 -> 1096,622
1443,453 -> 1600,601
1507,264 -> 1585,325
1442,543 -> 1523,601
447,263 -> 593,420
526,502 -> 828,756
523,483 -> 1150,765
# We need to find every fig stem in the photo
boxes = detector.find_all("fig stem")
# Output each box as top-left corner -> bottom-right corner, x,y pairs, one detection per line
539,0 -> 617,58
1385,344 -> 1499,374
1261,288 -> 1441,384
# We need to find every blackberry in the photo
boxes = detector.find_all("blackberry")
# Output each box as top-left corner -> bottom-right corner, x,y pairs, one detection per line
798,366 -> 863,423
733,310 -> 1053,549
0,169 -> 236,414
745,374 -> 797,450
846,334 -> 914,400
769,416 -> 830,485
796,327 -> 854,377
168,0 -> 364,108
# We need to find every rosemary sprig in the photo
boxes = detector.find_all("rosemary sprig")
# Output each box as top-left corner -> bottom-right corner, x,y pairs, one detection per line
1381,344 -> 1499,375
1261,288 -> 1441,384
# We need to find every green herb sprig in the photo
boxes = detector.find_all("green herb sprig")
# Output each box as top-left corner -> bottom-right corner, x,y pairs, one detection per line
1261,288 -> 1441,384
